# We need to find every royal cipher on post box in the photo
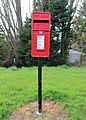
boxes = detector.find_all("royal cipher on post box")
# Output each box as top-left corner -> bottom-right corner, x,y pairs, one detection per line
31,12 -> 51,57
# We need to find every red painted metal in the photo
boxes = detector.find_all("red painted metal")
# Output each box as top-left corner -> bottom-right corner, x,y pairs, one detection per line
31,12 -> 50,57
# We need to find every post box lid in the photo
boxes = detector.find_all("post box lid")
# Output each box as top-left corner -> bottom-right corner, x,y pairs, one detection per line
32,12 -> 50,20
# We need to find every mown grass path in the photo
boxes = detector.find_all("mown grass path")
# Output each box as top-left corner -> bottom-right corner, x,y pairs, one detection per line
0,66 -> 86,120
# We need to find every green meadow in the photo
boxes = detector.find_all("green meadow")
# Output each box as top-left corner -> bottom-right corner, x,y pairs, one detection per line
0,66 -> 86,120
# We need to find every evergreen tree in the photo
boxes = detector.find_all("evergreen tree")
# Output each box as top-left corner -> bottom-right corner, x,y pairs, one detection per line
17,17 -> 37,67
17,0 -> 75,67
0,24 -> 9,66
32,0 -> 74,66
44,0 -> 74,66
72,0 -> 86,53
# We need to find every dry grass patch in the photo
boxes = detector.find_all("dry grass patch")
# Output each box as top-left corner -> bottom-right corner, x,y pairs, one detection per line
8,101 -> 67,120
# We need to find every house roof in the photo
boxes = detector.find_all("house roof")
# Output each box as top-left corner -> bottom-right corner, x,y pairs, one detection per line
69,49 -> 82,54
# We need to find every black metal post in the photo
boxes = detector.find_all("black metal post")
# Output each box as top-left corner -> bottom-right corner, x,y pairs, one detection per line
38,57 -> 42,113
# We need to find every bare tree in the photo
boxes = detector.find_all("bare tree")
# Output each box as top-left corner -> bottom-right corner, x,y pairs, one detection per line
33,0 -> 45,11
33,0 -> 36,11
15,0 -> 22,29
42,0 -> 45,11
69,0 -> 80,11
33,0 -> 81,13
29,0 -> 31,14
0,0 -> 22,48
0,0 -> 23,66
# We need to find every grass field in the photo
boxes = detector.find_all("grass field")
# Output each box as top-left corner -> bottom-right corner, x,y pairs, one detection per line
0,66 -> 86,120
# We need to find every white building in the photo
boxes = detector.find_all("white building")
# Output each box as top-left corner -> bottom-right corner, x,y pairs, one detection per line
68,49 -> 82,63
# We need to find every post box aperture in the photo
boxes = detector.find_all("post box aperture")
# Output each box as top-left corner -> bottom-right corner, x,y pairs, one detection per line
31,12 -> 50,57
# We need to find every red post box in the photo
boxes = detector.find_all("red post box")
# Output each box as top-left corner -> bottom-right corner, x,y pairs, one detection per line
31,12 -> 51,57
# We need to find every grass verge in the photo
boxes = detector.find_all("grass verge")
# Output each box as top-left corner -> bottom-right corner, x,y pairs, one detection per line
0,66 -> 86,120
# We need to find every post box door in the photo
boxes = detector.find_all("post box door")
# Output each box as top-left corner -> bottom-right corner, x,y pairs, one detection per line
32,31 -> 50,57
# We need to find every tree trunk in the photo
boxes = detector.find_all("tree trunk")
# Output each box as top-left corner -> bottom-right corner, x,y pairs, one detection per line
0,0 -> 22,66
33,0 -> 45,11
